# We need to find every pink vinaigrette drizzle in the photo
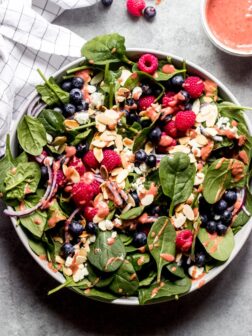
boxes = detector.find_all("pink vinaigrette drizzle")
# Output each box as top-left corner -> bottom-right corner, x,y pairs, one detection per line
206,0 -> 252,53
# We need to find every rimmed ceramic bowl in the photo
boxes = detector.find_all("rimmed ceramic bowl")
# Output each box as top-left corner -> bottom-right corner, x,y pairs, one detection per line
201,0 -> 252,57
8,49 -> 252,305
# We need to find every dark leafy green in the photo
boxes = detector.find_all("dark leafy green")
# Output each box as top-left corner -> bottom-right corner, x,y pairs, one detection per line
119,206 -> 144,220
38,109 -> 65,137
0,135 -> 15,193
17,115 -> 47,156
128,253 -> 150,271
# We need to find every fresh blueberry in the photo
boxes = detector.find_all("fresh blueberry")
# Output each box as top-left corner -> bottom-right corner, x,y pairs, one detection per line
221,210 -> 232,224
76,100 -> 89,112
71,77 -> 84,89
170,75 -> 184,90
148,127 -> 162,144
101,0 -> 113,6
223,190 -> 237,206
180,90 -> 191,103
135,149 -> 147,162
206,221 -> 217,234
216,222 -> 228,236
70,88 -> 83,104
126,111 -> 139,125
69,221 -> 84,236
200,214 -> 208,226
60,243 -> 75,259
61,80 -> 72,92
195,252 -> 206,267
76,143 -> 89,158
143,6 -> 156,20
63,103 -> 76,117
146,154 -> 156,168
125,98 -> 137,107
184,103 -> 193,110
214,199 -> 228,214
40,166 -> 49,184
140,118 -> 152,128
133,232 -> 147,247
162,115 -> 173,124
141,83 -> 153,96
85,222 -> 98,235
130,191 -> 140,206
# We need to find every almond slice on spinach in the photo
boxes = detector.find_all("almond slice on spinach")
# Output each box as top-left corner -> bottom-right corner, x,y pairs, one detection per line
109,259 -> 139,296
17,115 -> 47,156
159,152 -> 196,215
37,109 -> 65,137
138,276 -> 191,305
147,217 -> 176,282
88,231 -> 126,273
127,253 -> 150,272
198,227 -> 235,262
4,162 -> 41,200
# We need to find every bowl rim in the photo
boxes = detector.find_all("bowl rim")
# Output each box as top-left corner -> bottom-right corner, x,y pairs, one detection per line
8,48 -> 252,306
200,0 -> 252,57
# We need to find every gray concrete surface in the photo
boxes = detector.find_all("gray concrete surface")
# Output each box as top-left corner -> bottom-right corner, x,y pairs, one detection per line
1,0 -> 252,335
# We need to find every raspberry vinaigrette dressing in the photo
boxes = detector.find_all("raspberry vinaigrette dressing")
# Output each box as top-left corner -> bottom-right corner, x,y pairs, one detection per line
206,0 -> 252,53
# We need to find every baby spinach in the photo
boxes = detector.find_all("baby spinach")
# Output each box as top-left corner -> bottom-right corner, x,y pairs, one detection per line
48,277 -> 91,295
70,129 -> 92,146
0,135 -> 15,193
128,253 -> 150,271
119,206 -> 144,220
36,69 -> 69,106
147,217 -> 176,282
81,33 -> 130,65
232,191 -> 252,230
139,271 -> 157,288
138,277 -> 191,305
38,109 -> 65,137
4,162 -> 41,200
154,68 -> 186,82
159,153 -> 196,215
109,260 -> 139,296
17,115 -> 47,156
83,288 -> 119,302
46,199 -> 67,229
28,237 -> 46,257
166,263 -> 186,279
133,116 -> 160,152
88,231 -> 126,273
198,227 -> 234,261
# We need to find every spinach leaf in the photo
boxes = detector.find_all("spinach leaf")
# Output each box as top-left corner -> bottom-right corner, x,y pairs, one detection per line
17,115 -> 47,156
82,288 -> 119,302
159,153 -> 196,215
109,260 -> 139,296
133,116 -> 160,152
18,190 -> 47,238
87,264 -> 114,288
139,271 -> 157,287
232,190 -> 252,229
81,33 -> 129,65
138,277 -> 191,305
119,233 -> 133,246
128,253 -> 150,271
88,231 -> 126,272
46,198 -> 67,229
14,151 -> 28,165
198,227 -> 234,261
0,135 -> 15,193
119,206 -> 144,220
36,70 -> 69,106
147,217 -> 176,282
38,109 -> 65,137
166,263 -> 185,279
48,277 -> 91,295
28,237 -> 47,257
154,69 -> 186,82
5,162 -> 41,200
70,129 -> 92,146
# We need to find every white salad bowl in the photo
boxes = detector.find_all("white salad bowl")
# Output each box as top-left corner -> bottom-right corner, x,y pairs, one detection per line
7,49 -> 252,305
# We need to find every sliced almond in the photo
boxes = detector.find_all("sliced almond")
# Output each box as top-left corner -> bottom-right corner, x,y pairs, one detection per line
111,167 -> 124,176
194,172 -> 205,185
115,134 -> 123,151
204,127 -> 218,137
175,203 -> 184,213
92,139 -> 107,148
93,147 -> 103,162
55,255 -> 65,264
101,184 -> 109,200
192,99 -> 200,114
96,122 -> 107,133
206,106 -> 218,127
62,165 -> 80,183
179,137 -> 190,145
141,194 -> 154,206
116,169 -> 128,184
100,131 -> 116,142
96,114 -> 115,126
76,255 -> 87,265
195,134 -> 208,146
183,204 -> 195,221
169,145 -> 190,154
172,213 -> 186,229
123,138 -> 134,148
145,141 -> 154,154
64,119 -> 79,129
117,180 -> 126,189
63,266 -> 73,276
122,203 -> 132,213
128,193 -> 136,207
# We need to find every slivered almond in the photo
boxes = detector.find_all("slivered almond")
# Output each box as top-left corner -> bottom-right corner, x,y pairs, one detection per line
123,138 -> 134,148
64,119 -> 79,129
183,204 -> 195,221
111,167 -> 124,176
141,194 -> 154,206
145,141 -> 154,154
173,213 -> 186,228
115,134 -> 123,151
93,147 -> 103,162
116,169 -> 128,184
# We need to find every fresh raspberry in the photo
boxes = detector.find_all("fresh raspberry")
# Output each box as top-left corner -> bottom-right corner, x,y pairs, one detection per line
90,179 -> 100,195
69,157 -> 86,176
183,76 -> 204,99
126,0 -> 145,16
176,230 -> 193,252
163,120 -> 178,138
83,205 -> 98,222
71,182 -> 97,207
162,92 -> 176,107
138,95 -> 155,110
138,54 -> 159,75
169,139 -> 177,147
56,170 -> 66,187
175,111 -> 196,132
159,132 -> 174,147
83,150 -> 99,169
156,145 -> 169,154
101,150 -> 122,172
